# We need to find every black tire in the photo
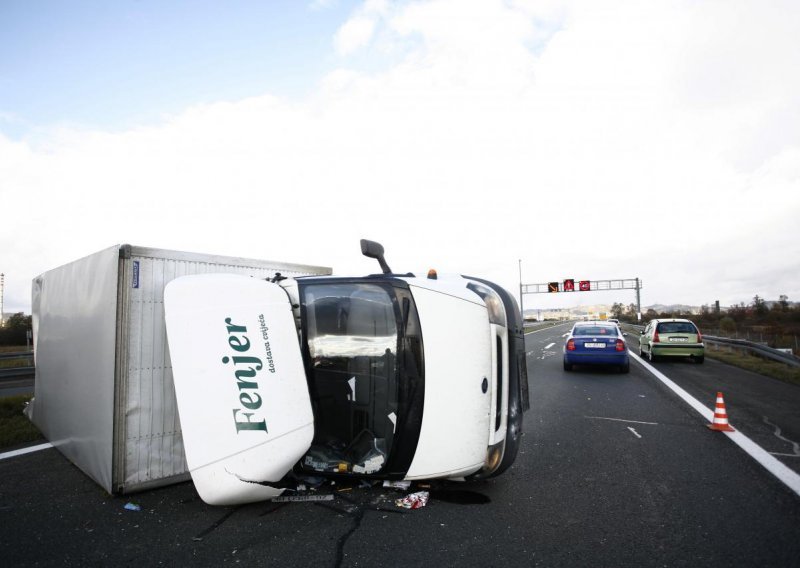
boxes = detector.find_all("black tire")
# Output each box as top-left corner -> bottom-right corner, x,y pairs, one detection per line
620,362 -> 630,373
696,356 -> 704,364
487,416 -> 522,479
563,361 -> 572,372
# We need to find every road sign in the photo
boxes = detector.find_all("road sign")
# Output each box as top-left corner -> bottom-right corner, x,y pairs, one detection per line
548,282 -> 559,293
563,279 -> 575,292
579,280 -> 591,291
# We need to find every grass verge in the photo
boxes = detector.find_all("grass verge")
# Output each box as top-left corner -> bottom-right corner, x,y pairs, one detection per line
0,345 -> 30,353
706,345 -> 800,386
0,358 -> 32,369
0,395 -> 43,450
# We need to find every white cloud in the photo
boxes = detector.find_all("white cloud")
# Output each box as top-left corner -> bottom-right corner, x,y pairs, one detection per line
333,0 -> 389,55
334,15 -> 377,55
1,0 -> 799,314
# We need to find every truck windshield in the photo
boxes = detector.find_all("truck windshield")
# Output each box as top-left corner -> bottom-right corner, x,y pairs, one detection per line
299,282 -> 420,476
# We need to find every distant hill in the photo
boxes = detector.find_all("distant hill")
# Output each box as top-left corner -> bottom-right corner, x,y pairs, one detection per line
645,304 -> 699,314
524,303 -> 702,319
524,299 -> 795,320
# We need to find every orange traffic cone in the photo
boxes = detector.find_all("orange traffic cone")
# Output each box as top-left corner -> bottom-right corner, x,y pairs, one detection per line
707,391 -> 735,432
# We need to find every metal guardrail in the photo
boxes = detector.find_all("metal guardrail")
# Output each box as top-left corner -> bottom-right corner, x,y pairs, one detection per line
0,352 -> 36,381
703,335 -> 800,368
0,366 -> 35,380
622,323 -> 800,368
0,351 -> 34,360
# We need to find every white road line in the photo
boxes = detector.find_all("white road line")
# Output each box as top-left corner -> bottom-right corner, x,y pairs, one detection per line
628,427 -> 642,439
632,351 -> 800,498
770,453 -> 800,458
586,416 -> 659,425
524,323 -> 571,335
0,442 -> 53,461
544,342 -> 555,350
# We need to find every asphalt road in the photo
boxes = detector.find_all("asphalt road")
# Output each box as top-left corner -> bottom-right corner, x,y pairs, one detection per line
623,327 -> 800,474
1,323 -> 799,566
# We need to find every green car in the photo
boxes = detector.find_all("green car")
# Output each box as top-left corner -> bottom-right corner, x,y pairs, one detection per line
639,318 -> 704,364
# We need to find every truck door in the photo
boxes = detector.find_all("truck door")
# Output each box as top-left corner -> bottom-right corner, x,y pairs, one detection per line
164,274 -> 314,505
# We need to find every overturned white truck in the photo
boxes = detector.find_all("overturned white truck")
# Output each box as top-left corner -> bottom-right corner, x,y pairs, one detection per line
164,240 -> 529,504
29,241 -> 528,505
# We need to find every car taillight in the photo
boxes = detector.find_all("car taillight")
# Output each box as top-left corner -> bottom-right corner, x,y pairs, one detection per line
696,329 -> 702,343
567,339 -> 576,351
615,339 -> 625,351
653,329 -> 660,343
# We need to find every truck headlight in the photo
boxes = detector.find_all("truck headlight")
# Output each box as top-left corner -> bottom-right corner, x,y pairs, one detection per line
467,282 -> 507,326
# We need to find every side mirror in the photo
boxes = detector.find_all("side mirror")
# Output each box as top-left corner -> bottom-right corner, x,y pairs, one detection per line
360,239 -> 392,274
640,330 -> 645,335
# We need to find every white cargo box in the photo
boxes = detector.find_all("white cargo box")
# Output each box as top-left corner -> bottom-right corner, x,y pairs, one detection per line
28,244 -> 331,494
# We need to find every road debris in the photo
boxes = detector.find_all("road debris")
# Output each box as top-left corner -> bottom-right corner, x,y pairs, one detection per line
271,494 -> 335,503
382,480 -> 411,490
395,491 -> 430,509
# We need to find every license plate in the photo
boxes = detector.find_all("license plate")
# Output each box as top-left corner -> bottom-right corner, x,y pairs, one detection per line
584,342 -> 605,348
669,337 -> 688,342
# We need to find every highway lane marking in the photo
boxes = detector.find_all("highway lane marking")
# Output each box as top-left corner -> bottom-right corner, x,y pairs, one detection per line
523,323 -> 572,335
544,342 -> 555,350
631,351 -> 800,498
627,427 -> 642,439
585,416 -> 659,425
0,442 -> 53,461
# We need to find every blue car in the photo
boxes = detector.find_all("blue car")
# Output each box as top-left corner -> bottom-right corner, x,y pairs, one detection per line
563,321 -> 630,373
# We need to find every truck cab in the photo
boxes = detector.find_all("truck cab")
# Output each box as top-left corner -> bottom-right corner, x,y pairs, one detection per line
164,240 -> 529,505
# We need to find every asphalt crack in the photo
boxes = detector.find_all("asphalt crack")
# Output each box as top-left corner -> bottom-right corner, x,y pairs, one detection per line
315,492 -> 406,568
763,416 -> 800,456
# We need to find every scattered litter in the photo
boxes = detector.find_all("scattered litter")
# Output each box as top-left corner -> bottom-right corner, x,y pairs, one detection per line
296,475 -> 326,488
337,487 -> 352,493
395,491 -> 429,509
271,494 -> 335,503
352,452 -> 384,474
383,480 -> 411,490
123,503 -> 141,511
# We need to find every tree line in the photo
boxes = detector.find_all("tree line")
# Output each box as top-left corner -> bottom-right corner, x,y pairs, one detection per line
612,295 -> 800,341
0,313 -> 33,346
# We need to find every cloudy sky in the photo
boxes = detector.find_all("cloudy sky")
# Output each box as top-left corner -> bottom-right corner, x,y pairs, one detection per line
1,0 -> 798,316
